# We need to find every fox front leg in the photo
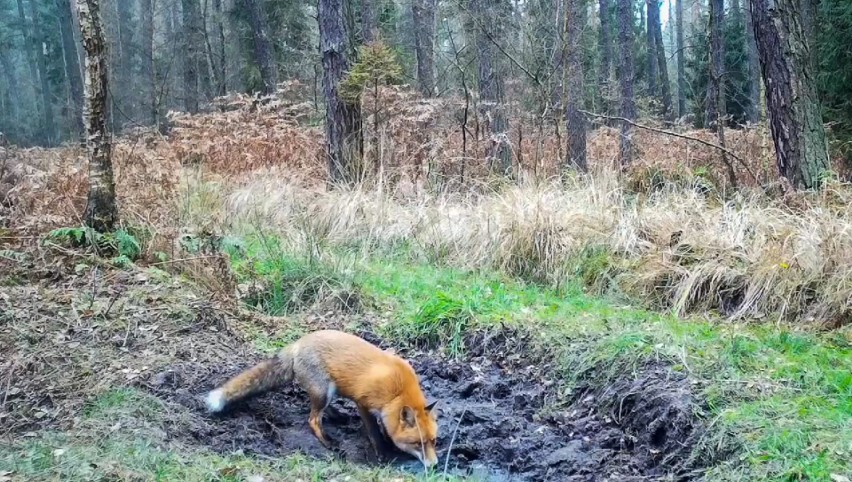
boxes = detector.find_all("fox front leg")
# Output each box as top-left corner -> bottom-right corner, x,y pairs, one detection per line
357,405 -> 391,462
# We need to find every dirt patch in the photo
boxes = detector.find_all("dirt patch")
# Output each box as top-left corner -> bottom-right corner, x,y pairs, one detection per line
0,259 -> 253,436
144,330 -> 704,481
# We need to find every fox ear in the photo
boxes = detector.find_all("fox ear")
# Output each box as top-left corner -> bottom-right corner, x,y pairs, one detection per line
401,406 -> 417,427
425,400 -> 438,412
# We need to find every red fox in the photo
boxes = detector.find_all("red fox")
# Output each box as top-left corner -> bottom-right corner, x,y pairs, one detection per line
205,330 -> 439,467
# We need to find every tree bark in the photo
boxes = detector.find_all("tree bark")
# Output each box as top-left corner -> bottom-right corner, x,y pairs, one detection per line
245,0 -> 277,94
598,0 -> 613,114
676,0 -> 686,117
362,0 -> 377,42
181,0 -> 202,113
564,0 -> 587,171
650,0 -> 671,118
617,0 -> 636,166
18,0 -> 55,145
750,0 -> 830,189
0,49 -> 21,136
473,0 -> 512,176
76,0 -> 118,232
58,0 -> 85,138
743,0 -> 760,123
31,0 -> 57,144
319,0 -> 363,185
15,0 -> 41,133
115,0 -> 135,126
412,0 -> 437,97
212,0 -> 227,96
198,0 -> 215,100
705,0 -> 725,130
139,0 -> 157,126
646,0 -> 658,97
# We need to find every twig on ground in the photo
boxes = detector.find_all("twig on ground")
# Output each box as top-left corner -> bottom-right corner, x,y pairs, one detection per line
1,363 -> 14,412
443,407 -> 467,475
148,255 -> 222,267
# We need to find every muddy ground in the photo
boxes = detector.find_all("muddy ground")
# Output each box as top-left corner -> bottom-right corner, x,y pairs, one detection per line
144,330 -> 704,482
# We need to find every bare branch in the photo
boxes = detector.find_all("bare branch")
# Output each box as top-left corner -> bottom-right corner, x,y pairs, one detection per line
579,109 -> 759,183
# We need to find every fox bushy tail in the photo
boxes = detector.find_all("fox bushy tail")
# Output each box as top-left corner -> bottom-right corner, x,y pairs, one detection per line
205,349 -> 294,412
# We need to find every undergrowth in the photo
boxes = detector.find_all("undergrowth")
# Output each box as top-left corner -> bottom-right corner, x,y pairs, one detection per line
45,225 -> 147,267
225,236 -> 360,316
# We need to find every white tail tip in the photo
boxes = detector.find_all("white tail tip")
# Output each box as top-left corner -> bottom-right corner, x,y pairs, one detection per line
205,388 -> 226,412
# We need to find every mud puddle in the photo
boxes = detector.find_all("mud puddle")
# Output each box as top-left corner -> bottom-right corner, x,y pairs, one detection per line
143,331 -> 702,481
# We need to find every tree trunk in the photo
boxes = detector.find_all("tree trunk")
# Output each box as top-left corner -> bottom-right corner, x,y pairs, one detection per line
564,0 -> 587,171
412,0 -> 437,97
362,0 -> 377,42
743,0 -> 760,123
0,49 -> 21,136
617,0 -> 636,167
58,0 -> 85,138
245,0 -> 277,94
676,0 -> 686,117
76,0 -> 118,232
181,0 -> 201,113
15,0 -> 41,131
750,0 -> 830,189
705,0 -> 725,130
598,0 -> 613,114
212,0 -> 227,96
198,0 -> 215,100
31,0 -> 57,144
668,0 -> 674,48
473,0 -> 512,176
18,0 -> 55,145
115,0 -> 135,126
139,0 -> 157,126
646,0 -> 658,97
15,1 -> 38,88
319,0 -> 363,185
651,0 -> 671,118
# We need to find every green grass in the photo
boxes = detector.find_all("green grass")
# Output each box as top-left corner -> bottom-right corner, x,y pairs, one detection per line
0,431 -> 446,482
224,236 -> 358,316
220,236 -> 851,481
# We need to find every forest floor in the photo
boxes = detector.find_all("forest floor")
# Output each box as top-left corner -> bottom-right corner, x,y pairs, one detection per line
1,108 -> 851,481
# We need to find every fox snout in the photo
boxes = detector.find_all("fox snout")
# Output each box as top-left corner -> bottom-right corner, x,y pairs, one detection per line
421,448 -> 438,468
407,442 -> 438,469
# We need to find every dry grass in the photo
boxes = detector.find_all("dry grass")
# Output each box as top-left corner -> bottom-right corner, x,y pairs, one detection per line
225,173 -> 852,327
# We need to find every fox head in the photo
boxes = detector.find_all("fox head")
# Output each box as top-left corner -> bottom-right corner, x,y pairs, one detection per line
382,401 -> 439,468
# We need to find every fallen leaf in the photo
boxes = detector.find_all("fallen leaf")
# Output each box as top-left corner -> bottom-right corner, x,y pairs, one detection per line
830,475 -> 850,482
219,466 -> 238,478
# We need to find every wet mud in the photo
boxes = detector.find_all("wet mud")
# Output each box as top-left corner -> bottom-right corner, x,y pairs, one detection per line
144,331 -> 703,481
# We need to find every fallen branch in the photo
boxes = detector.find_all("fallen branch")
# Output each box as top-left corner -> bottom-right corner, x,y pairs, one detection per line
579,109 -> 759,184
147,255 -> 223,267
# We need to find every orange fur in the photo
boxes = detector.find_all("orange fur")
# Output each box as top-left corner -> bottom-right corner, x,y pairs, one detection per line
206,330 -> 439,467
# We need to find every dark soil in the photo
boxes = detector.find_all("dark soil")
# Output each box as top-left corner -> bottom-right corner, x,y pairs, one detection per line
144,330 -> 704,482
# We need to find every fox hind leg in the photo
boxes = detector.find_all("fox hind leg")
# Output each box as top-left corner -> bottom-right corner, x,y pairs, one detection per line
306,381 -> 337,448
293,349 -> 339,450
